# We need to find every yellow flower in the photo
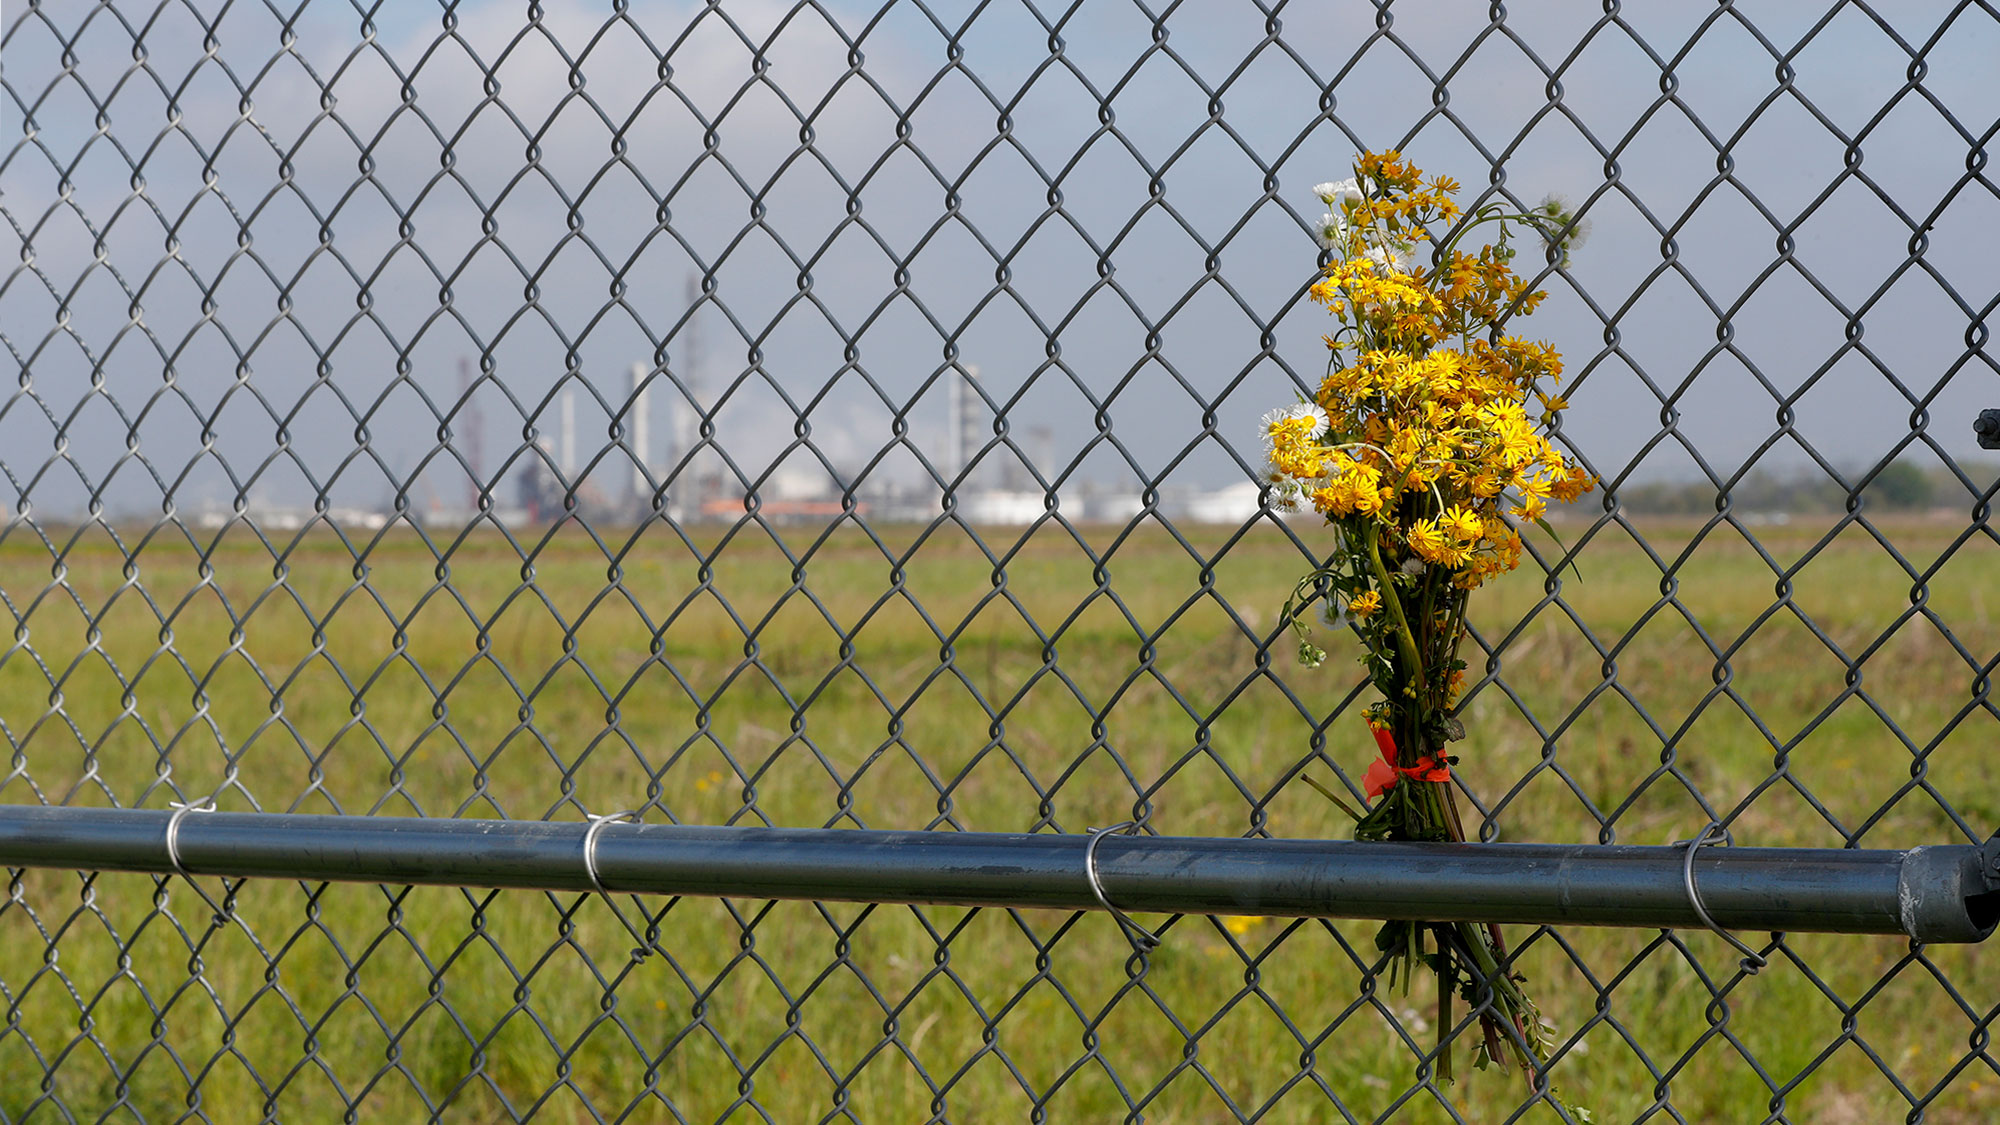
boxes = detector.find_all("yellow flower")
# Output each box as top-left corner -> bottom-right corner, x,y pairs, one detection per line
1308,483 -> 1348,517
1410,517 -> 1473,567
1349,590 -> 1381,618
1440,504 -> 1483,541
1262,403 -> 1332,481
1405,518 -> 1448,561
1550,463 -> 1596,502
1280,152 -> 1590,595
1386,425 -> 1425,472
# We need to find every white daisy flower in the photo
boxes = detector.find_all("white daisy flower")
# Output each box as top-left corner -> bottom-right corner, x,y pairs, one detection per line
1314,178 -> 1364,209
1259,403 -> 1332,452
1364,241 -> 1415,274
1260,404 -> 1332,507
1264,478 -> 1308,514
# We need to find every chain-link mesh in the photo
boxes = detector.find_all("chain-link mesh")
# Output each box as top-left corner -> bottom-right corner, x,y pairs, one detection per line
4,0 -> 1999,1119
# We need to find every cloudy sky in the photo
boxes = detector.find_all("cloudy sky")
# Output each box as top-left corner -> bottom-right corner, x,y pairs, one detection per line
4,0 -> 1997,520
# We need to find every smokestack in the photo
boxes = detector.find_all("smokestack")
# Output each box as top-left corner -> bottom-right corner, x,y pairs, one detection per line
947,370 -> 962,481
1027,424 -> 1052,492
951,365 -> 982,484
560,384 -> 576,477
458,357 -> 484,510
683,271 -> 704,517
631,362 -> 650,503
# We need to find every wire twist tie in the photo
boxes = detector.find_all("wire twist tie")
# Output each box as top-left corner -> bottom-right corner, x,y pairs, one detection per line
164,797 -> 216,878
583,811 -> 655,962
583,811 -> 637,896
1084,822 -> 1159,953
164,798 -> 229,925
1678,821 -> 1769,974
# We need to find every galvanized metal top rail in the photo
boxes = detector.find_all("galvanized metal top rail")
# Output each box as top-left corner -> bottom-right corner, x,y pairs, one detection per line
3,806 -> 1995,944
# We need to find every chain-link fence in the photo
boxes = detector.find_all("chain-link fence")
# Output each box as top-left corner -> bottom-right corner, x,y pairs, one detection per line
5,0 -> 2000,1120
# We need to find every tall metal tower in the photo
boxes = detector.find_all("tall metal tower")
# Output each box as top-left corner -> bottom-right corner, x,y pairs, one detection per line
680,271 -> 705,517
630,361 -> 650,506
458,356 -> 485,512
947,364 -> 982,484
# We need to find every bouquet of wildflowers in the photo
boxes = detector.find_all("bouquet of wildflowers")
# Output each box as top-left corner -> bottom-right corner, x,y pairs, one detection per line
1266,152 -> 1593,1091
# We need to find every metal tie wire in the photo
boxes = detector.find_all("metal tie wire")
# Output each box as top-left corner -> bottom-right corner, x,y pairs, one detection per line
1677,821 -> 1772,975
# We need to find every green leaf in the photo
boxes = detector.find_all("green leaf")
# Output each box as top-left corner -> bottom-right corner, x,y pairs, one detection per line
1353,792 -> 1401,841
1425,713 -> 1467,744
1532,515 -> 1584,582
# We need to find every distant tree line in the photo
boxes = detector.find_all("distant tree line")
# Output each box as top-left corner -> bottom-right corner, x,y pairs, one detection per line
1610,460 -> 1948,515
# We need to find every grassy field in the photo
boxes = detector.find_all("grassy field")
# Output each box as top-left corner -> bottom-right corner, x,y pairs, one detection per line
0,511 -> 1995,1122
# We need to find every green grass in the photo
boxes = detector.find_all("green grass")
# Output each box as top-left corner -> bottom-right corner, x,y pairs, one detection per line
0,511 -> 1996,1122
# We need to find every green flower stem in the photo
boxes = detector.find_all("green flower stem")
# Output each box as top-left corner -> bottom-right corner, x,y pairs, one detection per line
1361,525 -> 1546,1083
1431,203 -> 1510,262
1436,927 -> 1455,1084
1361,522 -> 1428,746
1432,204 -> 1568,267
1412,776 -> 1542,1079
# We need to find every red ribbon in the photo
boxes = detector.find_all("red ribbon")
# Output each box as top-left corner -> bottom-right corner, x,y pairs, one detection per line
1362,723 -> 1451,799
